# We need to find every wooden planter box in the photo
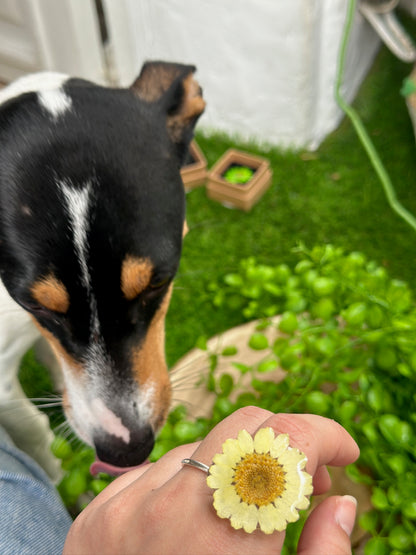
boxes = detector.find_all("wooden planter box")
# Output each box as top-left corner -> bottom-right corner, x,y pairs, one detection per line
180,140 -> 208,191
206,149 -> 272,211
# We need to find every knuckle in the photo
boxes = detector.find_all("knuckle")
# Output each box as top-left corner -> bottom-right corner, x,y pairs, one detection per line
233,405 -> 272,422
142,483 -> 180,531
271,413 -> 314,447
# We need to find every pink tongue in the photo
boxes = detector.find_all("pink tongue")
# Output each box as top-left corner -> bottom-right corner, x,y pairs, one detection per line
90,459 -> 150,477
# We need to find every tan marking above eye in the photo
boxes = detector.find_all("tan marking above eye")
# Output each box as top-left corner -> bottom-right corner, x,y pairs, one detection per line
31,274 -> 70,313
121,256 -> 153,301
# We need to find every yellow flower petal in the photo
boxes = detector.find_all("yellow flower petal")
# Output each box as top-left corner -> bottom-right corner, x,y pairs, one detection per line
278,448 -> 307,467
270,433 -> 290,458
258,504 -> 287,534
237,429 -> 254,454
253,427 -> 274,454
213,486 -> 240,518
286,508 -> 301,523
207,465 -> 234,489
285,470 -> 301,485
209,461 -> 234,475
278,467 -> 312,509
219,438 -> 243,465
295,496 -> 311,511
230,502 -> 258,533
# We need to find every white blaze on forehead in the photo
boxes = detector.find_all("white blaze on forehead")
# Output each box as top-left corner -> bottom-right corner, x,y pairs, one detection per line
0,72 -> 71,117
58,180 -> 92,290
58,179 -> 101,337
91,398 -> 131,444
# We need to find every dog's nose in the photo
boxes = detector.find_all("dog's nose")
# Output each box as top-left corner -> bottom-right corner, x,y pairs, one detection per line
93,425 -> 155,468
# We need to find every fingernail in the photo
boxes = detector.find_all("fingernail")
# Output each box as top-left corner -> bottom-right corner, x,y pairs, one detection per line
335,495 -> 357,537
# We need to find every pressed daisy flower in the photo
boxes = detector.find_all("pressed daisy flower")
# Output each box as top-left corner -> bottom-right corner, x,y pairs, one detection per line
206,427 -> 313,534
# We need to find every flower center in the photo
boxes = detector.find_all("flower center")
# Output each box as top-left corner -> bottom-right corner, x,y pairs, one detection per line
233,452 -> 285,506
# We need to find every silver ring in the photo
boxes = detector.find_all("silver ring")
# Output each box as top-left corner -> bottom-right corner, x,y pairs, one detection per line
181,458 -> 210,473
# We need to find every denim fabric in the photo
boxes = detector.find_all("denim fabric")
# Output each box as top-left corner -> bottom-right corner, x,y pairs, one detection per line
0,426 -> 72,555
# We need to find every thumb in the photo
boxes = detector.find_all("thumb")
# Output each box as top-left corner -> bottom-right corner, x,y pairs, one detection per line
297,495 -> 357,555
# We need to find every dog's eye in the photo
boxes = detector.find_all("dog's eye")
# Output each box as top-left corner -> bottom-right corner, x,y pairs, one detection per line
141,276 -> 171,302
21,302 -> 59,322
149,276 -> 171,291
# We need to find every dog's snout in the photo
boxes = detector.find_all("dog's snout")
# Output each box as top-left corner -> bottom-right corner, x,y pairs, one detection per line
94,425 -> 155,468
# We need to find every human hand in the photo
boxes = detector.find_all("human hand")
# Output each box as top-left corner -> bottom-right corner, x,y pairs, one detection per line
63,407 -> 359,555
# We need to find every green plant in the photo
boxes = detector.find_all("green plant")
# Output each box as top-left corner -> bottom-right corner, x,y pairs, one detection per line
51,436 -> 113,511
401,77 -> 416,98
223,165 -> 254,184
156,244 -> 416,554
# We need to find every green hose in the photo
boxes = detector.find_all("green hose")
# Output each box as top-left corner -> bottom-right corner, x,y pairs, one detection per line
335,0 -> 416,232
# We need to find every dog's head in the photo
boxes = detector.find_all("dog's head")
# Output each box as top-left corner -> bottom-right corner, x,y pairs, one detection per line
0,62 -> 204,470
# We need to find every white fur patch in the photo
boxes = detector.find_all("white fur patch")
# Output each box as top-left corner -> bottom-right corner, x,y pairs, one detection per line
58,180 -> 92,291
38,88 -> 72,118
0,72 -> 71,118
59,354 -> 154,448
91,398 -> 131,444
58,179 -> 102,339
138,382 -> 155,422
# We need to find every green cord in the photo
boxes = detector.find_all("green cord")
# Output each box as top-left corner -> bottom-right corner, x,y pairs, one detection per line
335,0 -> 416,232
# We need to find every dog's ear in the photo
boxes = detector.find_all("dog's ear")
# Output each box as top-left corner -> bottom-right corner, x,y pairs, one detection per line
131,61 -> 205,163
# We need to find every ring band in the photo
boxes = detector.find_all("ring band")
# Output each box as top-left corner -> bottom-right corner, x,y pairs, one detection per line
181,458 -> 210,473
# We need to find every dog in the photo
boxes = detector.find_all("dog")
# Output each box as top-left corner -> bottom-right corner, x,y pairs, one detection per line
0,61 -> 205,481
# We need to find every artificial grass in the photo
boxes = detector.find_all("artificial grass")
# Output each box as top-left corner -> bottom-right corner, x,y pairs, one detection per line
19,27 -> 416,399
